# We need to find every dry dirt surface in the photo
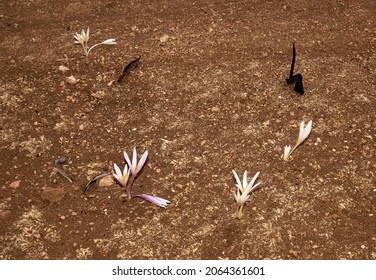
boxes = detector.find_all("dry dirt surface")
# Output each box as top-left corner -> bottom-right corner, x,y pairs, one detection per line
0,0 -> 375,260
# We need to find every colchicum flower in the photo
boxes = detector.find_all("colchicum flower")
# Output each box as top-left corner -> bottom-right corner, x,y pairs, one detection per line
283,120 -> 313,161
113,163 -> 130,188
124,147 -> 148,177
113,147 -> 169,208
74,28 -> 117,57
232,170 -> 261,219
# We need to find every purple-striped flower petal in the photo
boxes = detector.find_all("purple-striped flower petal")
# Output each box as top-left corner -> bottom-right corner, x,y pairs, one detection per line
134,194 -> 170,208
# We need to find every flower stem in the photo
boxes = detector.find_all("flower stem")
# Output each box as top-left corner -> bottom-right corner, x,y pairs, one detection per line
126,174 -> 136,200
236,204 -> 244,219
87,43 -> 104,56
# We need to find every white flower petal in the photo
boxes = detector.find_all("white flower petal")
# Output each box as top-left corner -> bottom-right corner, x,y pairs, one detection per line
102,38 -> 117,45
283,145 -> 291,160
113,163 -> 123,183
304,120 -> 313,139
114,163 -> 122,177
137,150 -> 148,172
242,170 -> 248,191
123,151 -> 131,166
238,193 -> 250,205
85,27 -> 90,42
232,170 -> 242,191
248,171 -> 260,189
132,147 -> 137,168
297,120 -> 312,146
243,172 -> 260,196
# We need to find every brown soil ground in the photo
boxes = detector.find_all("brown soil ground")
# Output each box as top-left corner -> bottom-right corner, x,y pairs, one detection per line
0,0 -> 375,260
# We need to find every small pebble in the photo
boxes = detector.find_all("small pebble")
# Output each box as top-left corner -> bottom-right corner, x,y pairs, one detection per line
289,250 -> 299,257
160,34 -> 169,43
9,180 -> 21,190
98,175 -> 114,188
58,65 -> 70,72
66,75 -> 79,84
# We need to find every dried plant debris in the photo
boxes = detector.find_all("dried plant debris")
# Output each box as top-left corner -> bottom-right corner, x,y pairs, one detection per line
54,156 -> 73,183
117,56 -> 141,83
83,171 -> 110,194
286,43 -> 304,95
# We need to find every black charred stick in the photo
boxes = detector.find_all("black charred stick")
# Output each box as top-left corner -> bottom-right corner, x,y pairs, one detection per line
117,56 -> 141,83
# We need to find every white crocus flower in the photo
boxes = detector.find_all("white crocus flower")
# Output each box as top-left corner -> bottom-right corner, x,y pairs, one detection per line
124,147 -> 148,177
283,120 -> 313,161
73,28 -> 116,57
74,28 -> 89,47
232,170 -> 261,219
113,163 -> 130,188
86,38 -> 117,56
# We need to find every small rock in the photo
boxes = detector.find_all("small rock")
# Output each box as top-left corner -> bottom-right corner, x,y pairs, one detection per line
332,213 -> 340,220
58,65 -> 70,72
98,175 -> 114,188
160,34 -> 169,43
9,180 -> 21,190
312,244 -> 319,249
211,106 -> 220,112
72,184 -> 81,191
41,187 -> 66,203
79,124 -> 84,130
66,75 -> 79,84
289,250 -> 299,257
